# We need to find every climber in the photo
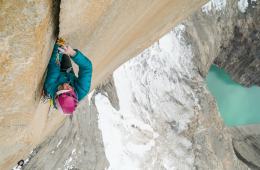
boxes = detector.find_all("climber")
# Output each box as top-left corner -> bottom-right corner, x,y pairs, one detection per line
43,38 -> 92,115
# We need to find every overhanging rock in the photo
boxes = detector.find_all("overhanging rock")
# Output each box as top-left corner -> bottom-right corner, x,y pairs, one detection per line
0,0 -> 205,169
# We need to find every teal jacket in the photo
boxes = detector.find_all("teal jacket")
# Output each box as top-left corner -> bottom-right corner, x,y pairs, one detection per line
44,44 -> 92,103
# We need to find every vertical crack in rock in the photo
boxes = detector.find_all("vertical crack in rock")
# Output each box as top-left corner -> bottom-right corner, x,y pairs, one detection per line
35,0 -> 61,103
10,0 -> 260,169
52,0 -> 61,37
1,0 -> 64,169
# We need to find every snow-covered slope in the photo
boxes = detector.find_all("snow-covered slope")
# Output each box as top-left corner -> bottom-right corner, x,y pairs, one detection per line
95,22 -> 247,169
96,25 -> 198,170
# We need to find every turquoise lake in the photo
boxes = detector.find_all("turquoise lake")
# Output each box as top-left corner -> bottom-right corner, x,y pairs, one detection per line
206,65 -> 260,126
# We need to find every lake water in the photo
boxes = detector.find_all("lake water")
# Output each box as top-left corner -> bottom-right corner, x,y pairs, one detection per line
206,65 -> 260,126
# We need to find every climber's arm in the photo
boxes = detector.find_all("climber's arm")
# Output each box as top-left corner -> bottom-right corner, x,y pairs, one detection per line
71,50 -> 93,101
44,44 -> 61,97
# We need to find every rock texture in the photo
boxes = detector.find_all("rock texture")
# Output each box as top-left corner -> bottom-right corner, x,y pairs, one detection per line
184,0 -> 260,88
24,0 -> 259,167
230,125 -> 260,169
23,97 -> 108,170
84,0 -> 260,169
183,0 -> 260,168
22,78 -> 117,170
0,0 -> 206,169
2,0 -> 260,169
214,1 -> 260,87
59,0 -> 207,88
93,27 -> 248,169
0,1 -> 63,169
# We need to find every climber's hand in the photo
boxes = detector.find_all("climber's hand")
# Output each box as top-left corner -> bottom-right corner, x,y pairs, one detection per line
58,45 -> 76,57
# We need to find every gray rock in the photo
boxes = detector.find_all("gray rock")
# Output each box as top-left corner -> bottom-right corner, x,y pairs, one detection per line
184,0 -> 260,168
24,97 -> 108,170
21,0 -> 260,169
230,125 -> 260,170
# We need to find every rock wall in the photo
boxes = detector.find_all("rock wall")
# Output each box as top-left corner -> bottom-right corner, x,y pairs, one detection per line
23,77 -> 117,170
214,0 -> 260,87
58,0 -> 207,88
184,0 -> 260,87
183,0 -> 260,168
23,0 -> 259,168
24,96 -> 108,170
0,0 -> 205,169
230,125 -> 260,169
0,0 -> 61,168
3,0 -> 259,169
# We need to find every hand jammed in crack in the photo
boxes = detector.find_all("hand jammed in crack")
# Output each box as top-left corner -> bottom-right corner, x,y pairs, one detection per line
58,45 -> 76,57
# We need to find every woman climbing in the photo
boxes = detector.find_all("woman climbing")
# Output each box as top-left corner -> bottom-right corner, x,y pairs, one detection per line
43,38 -> 92,115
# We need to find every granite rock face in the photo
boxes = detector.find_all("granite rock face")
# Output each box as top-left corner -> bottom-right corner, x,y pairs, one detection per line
3,0 -> 260,169
24,1 -> 256,167
0,0 -> 206,169
24,96 -> 108,170
183,0 -> 260,168
214,1 -> 260,87
184,0 -> 260,87
0,1 -> 59,169
23,78 -> 117,170
58,0 -> 206,88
